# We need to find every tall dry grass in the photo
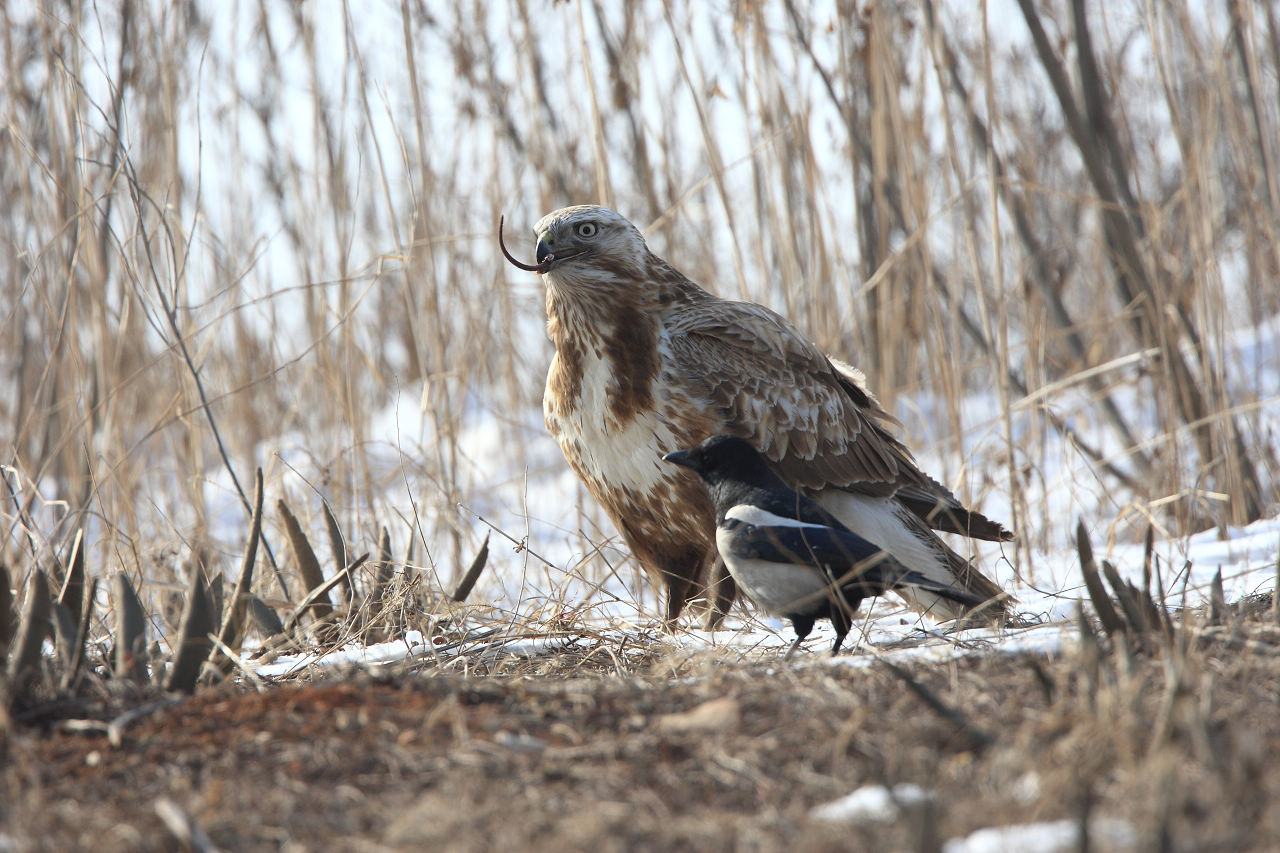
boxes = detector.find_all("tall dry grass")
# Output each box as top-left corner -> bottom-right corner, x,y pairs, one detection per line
0,1 -> 1275,629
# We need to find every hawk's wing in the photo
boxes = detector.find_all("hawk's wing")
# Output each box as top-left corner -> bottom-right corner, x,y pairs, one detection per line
664,295 -> 1012,540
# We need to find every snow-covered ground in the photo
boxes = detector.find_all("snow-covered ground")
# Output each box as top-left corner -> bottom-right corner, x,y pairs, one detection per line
810,783 -> 1138,853
244,303 -> 1279,676
248,444 -> 1280,679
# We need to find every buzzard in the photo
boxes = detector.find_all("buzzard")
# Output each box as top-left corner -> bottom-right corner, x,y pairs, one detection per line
500,204 -> 1012,627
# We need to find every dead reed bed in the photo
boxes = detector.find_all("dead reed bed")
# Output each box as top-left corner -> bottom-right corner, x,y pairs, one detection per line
0,0 -> 1276,730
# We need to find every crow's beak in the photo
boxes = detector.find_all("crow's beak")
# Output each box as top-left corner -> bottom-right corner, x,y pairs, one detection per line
663,449 -> 693,469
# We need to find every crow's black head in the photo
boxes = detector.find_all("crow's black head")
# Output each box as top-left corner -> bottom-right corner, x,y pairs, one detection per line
663,435 -> 784,491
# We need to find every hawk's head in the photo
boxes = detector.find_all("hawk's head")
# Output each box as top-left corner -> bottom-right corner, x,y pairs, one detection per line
501,205 -> 649,292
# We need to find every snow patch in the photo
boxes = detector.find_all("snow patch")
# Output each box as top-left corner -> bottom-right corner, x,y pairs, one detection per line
943,818 -> 1138,853
810,783 -> 935,824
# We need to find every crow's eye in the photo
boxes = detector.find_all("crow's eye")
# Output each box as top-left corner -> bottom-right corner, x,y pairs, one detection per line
575,222 -> 598,239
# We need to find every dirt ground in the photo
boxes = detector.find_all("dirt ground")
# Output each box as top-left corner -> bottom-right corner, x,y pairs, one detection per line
4,618 -> 1279,853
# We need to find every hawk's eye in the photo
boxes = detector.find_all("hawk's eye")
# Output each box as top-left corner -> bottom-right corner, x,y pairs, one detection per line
575,222 -> 598,239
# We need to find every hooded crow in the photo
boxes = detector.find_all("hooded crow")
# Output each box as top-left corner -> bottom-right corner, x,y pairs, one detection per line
664,435 -> 989,657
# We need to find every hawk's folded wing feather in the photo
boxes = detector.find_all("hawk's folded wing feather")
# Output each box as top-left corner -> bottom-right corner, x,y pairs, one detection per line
666,295 -> 1012,541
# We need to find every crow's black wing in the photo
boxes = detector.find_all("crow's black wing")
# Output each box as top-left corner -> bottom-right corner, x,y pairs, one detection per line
722,518 -> 984,607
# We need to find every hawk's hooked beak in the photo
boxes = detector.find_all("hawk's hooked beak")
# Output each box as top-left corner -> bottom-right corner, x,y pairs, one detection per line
535,232 -> 583,272
498,216 -> 583,275
535,237 -> 554,266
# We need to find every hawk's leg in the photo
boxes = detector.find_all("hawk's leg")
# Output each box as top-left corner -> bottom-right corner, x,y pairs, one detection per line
669,555 -> 737,630
662,567 -> 696,628
702,557 -> 737,630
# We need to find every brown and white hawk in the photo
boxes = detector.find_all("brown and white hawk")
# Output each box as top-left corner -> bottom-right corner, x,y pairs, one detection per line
501,204 -> 1012,627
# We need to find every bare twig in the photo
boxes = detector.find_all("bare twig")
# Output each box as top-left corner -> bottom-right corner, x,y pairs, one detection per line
1077,520 -> 1123,636
283,555 -> 368,635
879,659 -> 995,751
212,469 -> 265,674
450,533 -> 491,603
321,499 -> 353,606
155,797 -> 224,853
6,570 -> 51,695
278,498 -> 332,621
112,573 -> 149,682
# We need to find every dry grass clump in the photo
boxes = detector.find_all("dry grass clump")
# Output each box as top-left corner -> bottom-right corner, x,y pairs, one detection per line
1,470 -> 679,727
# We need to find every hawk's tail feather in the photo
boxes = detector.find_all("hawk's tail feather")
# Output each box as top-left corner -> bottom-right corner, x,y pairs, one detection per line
888,515 -> 1013,625
897,486 -> 1015,543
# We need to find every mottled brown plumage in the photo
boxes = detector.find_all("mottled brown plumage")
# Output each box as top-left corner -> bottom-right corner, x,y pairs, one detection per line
503,205 -> 1013,626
